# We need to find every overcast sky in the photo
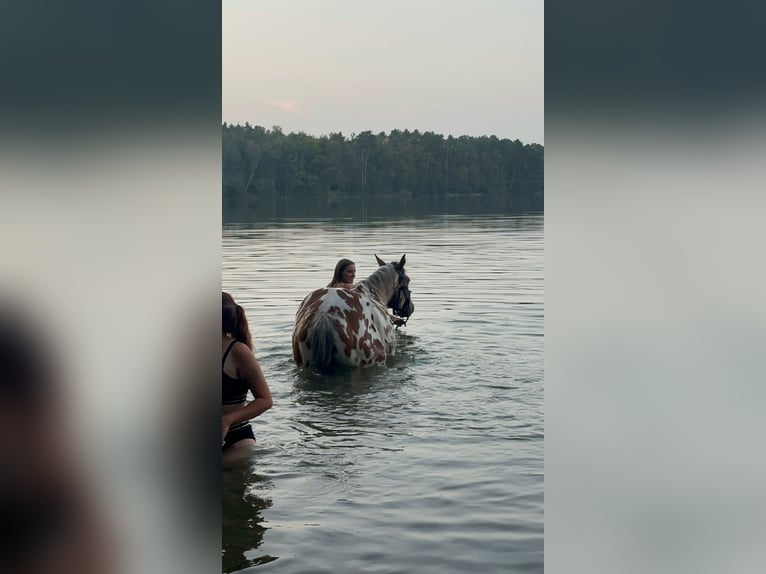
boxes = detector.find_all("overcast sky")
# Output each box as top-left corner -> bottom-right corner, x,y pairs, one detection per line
223,0 -> 543,144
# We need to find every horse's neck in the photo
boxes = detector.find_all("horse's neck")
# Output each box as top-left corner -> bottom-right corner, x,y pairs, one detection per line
357,267 -> 396,305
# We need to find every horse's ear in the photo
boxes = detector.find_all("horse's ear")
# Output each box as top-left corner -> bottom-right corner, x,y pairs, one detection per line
398,254 -> 406,268
375,254 -> 386,266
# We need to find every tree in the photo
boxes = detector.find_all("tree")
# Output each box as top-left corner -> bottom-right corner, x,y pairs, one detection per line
222,124 -> 543,219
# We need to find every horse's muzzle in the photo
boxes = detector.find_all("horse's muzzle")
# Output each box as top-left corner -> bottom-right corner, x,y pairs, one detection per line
394,302 -> 414,319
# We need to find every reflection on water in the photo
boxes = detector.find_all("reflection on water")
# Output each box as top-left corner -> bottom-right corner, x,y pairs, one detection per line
222,214 -> 543,574
223,195 -> 541,223
222,461 -> 275,573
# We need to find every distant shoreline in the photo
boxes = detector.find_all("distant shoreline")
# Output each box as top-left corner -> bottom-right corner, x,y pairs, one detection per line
223,124 -> 543,220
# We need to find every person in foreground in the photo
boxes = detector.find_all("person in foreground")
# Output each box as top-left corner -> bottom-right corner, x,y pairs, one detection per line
222,292 -> 272,460
327,258 -> 356,288
1,302 -> 115,574
327,258 -> 406,326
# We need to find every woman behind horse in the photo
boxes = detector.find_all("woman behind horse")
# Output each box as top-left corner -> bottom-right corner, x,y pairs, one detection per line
327,258 -> 356,288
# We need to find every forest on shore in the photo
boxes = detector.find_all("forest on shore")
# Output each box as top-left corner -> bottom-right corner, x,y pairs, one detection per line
223,123 -> 543,220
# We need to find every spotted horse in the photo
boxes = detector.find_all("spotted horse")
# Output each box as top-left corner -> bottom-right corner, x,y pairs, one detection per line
292,254 -> 414,371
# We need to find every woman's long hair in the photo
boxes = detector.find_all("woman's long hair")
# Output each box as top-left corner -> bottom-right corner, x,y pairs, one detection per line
222,292 -> 253,350
327,258 -> 355,288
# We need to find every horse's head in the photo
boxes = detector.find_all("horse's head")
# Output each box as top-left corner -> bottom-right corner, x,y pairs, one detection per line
375,254 -> 414,319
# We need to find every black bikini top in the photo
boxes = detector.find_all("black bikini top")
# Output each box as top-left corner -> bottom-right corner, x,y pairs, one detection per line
222,340 -> 249,405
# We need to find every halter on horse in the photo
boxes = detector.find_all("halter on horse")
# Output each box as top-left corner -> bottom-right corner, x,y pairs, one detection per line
292,254 -> 414,371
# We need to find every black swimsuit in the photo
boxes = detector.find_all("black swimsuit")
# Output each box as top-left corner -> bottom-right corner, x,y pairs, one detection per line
222,340 -> 255,450
222,340 -> 249,405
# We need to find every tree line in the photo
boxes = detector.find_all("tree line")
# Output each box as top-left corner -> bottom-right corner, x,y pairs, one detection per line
223,123 -> 543,219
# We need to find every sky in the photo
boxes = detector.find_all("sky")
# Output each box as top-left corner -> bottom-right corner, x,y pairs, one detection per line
223,0 -> 543,145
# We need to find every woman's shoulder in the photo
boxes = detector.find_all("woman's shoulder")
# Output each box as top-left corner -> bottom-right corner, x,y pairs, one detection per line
224,340 -> 253,362
328,282 -> 354,289
230,340 -> 253,354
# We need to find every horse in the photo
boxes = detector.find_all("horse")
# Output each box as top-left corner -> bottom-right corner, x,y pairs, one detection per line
292,254 -> 414,371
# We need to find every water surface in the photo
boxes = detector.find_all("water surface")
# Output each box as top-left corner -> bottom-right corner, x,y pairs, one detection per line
222,214 -> 544,573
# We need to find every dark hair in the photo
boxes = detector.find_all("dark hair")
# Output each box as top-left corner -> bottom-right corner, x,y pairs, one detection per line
222,292 -> 253,350
327,258 -> 355,288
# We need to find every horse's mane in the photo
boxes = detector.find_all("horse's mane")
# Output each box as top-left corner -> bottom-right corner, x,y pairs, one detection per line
356,264 -> 399,302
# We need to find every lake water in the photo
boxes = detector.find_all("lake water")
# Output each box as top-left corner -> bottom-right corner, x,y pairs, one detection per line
222,214 -> 544,573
